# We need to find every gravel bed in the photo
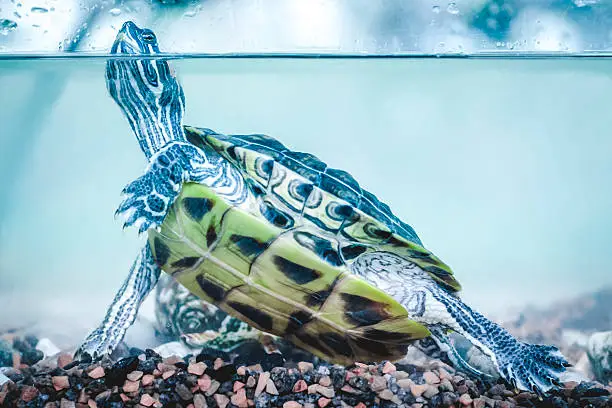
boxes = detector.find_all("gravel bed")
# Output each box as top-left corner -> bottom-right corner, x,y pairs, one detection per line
1,336 -> 611,408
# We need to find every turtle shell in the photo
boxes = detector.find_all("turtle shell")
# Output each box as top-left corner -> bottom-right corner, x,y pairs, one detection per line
147,127 -> 460,364
185,126 -> 460,293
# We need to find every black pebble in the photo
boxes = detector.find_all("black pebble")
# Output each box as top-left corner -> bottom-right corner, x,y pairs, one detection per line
21,349 -> 44,366
85,379 -> 107,395
145,348 -> 162,360
138,358 -> 157,374
261,352 -> 285,371
330,366 -> 345,388
174,361 -> 187,370
348,376 -> 368,391
196,346 -> 230,362
105,355 -> 140,386
212,364 -> 237,382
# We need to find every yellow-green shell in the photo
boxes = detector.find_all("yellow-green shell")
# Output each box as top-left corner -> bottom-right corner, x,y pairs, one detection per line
148,127 -> 461,364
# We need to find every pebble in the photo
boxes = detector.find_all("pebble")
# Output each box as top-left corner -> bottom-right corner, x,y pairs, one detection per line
123,379 -> 139,393
188,362 -> 207,376
423,371 -> 440,384
127,370 -> 143,381
231,387 -> 248,407
382,361 -> 396,374
234,380 -> 245,391
423,384 -> 439,398
379,389 -> 394,400
294,379 -> 308,392
162,369 -> 176,379
246,375 -> 256,388
410,383 -> 429,397
284,402 -> 303,408
20,385 -> 38,402
316,384 -> 335,398
318,375 -> 332,387
298,362 -> 314,373
140,394 -> 156,407
205,379 -> 220,396
472,398 -> 486,408
60,399 -> 75,408
214,393 -> 230,408
439,378 -> 454,392
52,376 -> 69,391
176,383 -> 194,400
57,353 -> 73,368
88,366 -> 105,379
317,397 -> 331,407
142,374 -> 155,386
255,372 -> 270,396
370,375 -> 387,392
193,393 -> 207,408
266,378 -> 279,395
459,393 -> 472,405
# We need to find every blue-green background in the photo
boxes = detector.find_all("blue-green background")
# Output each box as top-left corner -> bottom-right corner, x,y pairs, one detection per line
0,58 -> 611,347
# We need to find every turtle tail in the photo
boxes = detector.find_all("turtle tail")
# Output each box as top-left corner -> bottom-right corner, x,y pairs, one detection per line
431,289 -> 570,396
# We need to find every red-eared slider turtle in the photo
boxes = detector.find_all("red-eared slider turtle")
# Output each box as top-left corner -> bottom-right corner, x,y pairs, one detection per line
76,21 -> 570,395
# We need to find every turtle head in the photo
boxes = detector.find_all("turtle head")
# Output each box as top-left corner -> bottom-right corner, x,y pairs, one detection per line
106,21 -> 186,159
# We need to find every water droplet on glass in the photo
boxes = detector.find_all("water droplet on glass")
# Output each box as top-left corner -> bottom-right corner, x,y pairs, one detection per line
447,2 -> 459,14
31,6 -> 48,13
0,19 -> 17,35
432,5 -> 440,14
109,8 -> 121,16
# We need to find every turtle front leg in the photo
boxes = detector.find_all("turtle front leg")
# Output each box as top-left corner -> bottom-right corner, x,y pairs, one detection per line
75,243 -> 160,360
116,141 -> 210,234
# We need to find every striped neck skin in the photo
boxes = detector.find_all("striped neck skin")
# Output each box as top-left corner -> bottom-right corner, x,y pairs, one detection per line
106,21 -> 186,160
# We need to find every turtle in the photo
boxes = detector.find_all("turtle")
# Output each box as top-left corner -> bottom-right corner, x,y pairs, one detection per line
76,20 -> 570,396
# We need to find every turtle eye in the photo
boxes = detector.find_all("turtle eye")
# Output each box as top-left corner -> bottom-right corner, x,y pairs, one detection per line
141,30 -> 156,43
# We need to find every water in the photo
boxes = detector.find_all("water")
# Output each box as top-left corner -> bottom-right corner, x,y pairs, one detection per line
1,56 -> 611,353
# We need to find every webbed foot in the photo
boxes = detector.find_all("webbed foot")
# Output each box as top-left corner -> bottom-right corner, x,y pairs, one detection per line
116,141 -> 203,234
498,343 -> 569,397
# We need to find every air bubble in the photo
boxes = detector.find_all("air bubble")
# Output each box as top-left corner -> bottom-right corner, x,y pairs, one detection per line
432,5 -> 440,14
31,7 -> 48,13
184,10 -> 196,17
0,19 -> 17,35
109,8 -> 121,16
447,2 -> 459,14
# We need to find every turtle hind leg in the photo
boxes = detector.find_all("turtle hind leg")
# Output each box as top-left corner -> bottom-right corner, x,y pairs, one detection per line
75,243 -> 160,360
428,289 -> 569,396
